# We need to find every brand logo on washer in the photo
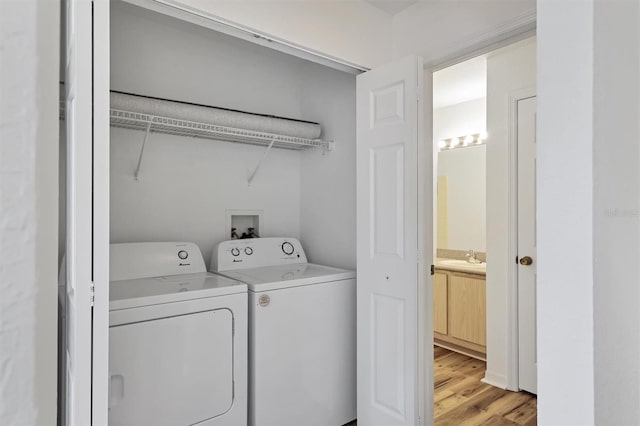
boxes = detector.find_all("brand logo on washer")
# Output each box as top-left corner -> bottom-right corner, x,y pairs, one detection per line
258,294 -> 270,307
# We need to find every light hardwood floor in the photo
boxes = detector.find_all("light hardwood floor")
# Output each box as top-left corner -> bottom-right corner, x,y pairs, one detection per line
434,346 -> 537,426
345,346 -> 537,426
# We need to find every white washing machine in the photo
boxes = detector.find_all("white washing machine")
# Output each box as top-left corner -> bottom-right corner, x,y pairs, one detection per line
107,242 -> 248,426
211,237 -> 356,426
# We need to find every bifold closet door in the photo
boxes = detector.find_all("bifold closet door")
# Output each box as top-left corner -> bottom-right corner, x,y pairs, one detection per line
356,55 -> 430,426
62,0 -> 109,424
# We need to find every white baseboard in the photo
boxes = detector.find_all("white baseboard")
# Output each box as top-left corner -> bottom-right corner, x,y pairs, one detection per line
481,371 -> 509,390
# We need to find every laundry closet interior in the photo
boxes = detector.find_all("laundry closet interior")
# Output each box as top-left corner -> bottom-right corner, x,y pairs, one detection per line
60,1 -> 360,425
106,1 -> 357,267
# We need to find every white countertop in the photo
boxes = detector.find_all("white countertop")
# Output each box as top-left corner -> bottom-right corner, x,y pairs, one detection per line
434,257 -> 486,275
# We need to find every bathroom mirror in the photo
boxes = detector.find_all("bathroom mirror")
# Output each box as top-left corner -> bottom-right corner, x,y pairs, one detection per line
437,144 -> 486,252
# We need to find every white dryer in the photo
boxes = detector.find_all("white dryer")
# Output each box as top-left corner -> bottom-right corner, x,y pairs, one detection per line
107,242 -> 247,426
211,238 -> 356,426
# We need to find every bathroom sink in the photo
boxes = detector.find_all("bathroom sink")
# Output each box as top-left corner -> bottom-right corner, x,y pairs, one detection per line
437,259 -> 486,271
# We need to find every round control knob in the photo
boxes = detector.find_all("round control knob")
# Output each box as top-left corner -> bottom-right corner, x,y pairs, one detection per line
245,247 -> 253,256
231,248 -> 240,257
281,242 -> 295,256
177,250 -> 189,260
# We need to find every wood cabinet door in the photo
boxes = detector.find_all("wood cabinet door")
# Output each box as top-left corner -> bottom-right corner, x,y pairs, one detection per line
433,273 -> 448,335
448,274 -> 486,346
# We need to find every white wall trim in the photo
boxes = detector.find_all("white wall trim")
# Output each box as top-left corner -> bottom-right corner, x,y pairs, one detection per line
507,87 -> 537,392
481,371 -> 509,390
426,9 -> 536,72
418,57 -> 434,426
121,0 -> 369,74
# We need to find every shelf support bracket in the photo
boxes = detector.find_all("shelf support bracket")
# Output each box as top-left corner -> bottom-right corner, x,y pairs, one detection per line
134,121 -> 152,181
247,138 -> 276,186
322,140 -> 335,155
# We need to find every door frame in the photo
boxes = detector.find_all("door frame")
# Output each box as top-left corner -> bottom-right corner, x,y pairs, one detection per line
426,37 -> 536,399
419,66 -> 434,426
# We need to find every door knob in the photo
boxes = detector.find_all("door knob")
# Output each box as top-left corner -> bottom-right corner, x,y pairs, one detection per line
519,256 -> 533,266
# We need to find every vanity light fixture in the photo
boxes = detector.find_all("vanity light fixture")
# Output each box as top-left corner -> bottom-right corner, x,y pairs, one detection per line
439,132 -> 488,151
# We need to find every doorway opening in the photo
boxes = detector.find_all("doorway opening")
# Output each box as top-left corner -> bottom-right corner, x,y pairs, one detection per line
430,37 -> 537,424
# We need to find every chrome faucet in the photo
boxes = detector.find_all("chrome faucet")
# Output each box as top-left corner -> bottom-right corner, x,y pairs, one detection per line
466,249 -> 481,264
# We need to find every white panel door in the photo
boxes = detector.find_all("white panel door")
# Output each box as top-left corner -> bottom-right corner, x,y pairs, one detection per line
63,0 -> 110,424
517,96 -> 537,394
356,55 -> 425,426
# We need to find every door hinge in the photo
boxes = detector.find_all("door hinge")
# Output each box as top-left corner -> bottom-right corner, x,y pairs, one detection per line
417,415 -> 423,425
430,264 -> 435,276
89,282 -> 95,306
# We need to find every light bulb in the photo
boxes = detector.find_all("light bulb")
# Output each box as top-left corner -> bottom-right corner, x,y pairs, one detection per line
438,140 -> 447,149
480,131 -> 488,141
464,135 -> 474,145
451,138 -> 460,147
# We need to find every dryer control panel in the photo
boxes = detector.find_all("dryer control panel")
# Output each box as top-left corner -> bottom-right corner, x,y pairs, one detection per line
110,242 -> 207,281
213,237 -> 307,271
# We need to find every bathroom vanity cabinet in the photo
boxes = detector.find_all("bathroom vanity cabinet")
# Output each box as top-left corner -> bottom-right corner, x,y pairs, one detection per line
433,268 -> 486,359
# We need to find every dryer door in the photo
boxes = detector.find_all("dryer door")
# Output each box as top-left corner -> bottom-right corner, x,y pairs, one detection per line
109,308 -> 234,426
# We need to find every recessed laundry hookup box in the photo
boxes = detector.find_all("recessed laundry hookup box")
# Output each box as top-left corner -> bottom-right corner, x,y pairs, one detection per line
226,209 -> 263,239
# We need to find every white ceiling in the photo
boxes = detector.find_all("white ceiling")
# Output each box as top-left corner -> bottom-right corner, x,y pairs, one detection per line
364,0 -> 419,15
433,55 -> 487,109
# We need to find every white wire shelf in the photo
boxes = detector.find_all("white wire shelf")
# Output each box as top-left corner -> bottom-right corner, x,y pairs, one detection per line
59,100 -> 333,182
60,101 -> 333,151
110,109 -> 333,152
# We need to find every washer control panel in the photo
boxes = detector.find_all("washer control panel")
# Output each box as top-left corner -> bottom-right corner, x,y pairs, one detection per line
281,241 -> 295,255
213,237 -> 307,271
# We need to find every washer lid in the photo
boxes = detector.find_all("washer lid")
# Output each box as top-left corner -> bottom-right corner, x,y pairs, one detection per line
216,263 -> 356,292
109,272 -> 247,311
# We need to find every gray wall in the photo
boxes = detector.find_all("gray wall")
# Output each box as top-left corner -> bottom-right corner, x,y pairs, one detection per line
538,0 -> 640,423
299,63 -> 357,270
110,1 -> 356,268
0,1 -> 59,424
485,38 -> 536,388
592,2 -> 640,423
